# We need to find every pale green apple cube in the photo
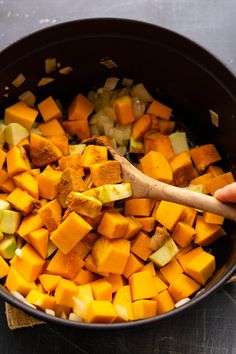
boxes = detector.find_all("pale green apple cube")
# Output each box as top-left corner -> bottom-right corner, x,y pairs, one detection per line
5,122 -> 29,145
83,183 -> 132,203
149,238 -> 179,267
0,210 -> 22,234
0,235 -> 17,259
0,200 -> 11,211
169,132 -> 189,155
69,144 -> 86,155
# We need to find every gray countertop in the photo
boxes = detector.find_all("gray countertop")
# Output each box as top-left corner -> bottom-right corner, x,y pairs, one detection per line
0,1 -> 235,353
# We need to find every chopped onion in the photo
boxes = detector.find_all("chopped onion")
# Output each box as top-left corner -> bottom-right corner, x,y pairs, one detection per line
117,145 -> 127,156
45,58 -> 57,73
209,109 -> 219,127
23,300 -> 36,309
90,124 -> 101,136
187,184 -> 205,194
149,227 -> 170,251
37,77 -> 54,87
131,83 -> 153,102
69,313 -> 83,322
12,73 -> 26,87
122,77 -> 133,87
45,309 -> 55,316
103,77 -> 119,91
73,297 -> 87,319
109,127 -> 124,146
15,248 -> 23,258
3,93 -> 9,98
175,298 -> 190,308
87,90 -> 98,103
103,106 -> 117,121
11,291 -> 26,302
132,97 -> 145,119
115,123 -> 132,141
59,66 -> 73,75
18,91 -> 36,107
114,305 -> 128,321
4,86 -> 9,91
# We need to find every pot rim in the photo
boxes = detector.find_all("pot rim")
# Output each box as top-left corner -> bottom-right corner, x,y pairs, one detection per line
0,17 -> 235,330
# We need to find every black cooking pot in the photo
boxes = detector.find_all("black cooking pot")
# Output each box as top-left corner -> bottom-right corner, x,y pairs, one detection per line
0,18 -> 235,330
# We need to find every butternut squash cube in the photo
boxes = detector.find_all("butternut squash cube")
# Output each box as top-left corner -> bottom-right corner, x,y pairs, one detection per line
38,118 -> 65,136
132,300 -> 157,320
113,285 -> 133,321
10,244 -> 45,282
129,271 -> 157,301
4,101 -> 38,129
176,246 -> 204,271
132,114 -> 152,140
140,151 -> 173,183
150,134 -> 175,161
155,201 -> 185,231
29,133 -> 62,167
77,283 -> 94,304
191,144 -> 221,172
38,170 -> 62,200
97,211 -> 128,239
123,253 -> 144,279
90,160 -> 122,187
0,255 -> 10,278
86,300 -> 117,323
68,93 -> 94,121
159,259 -> 183,284
124,198 -> 152,217
47,135 -> 69,156
7,187 -> 34,215
190,172 -> 213,194
142,261 -> 156,276
66,192 -> 102,218
47,247 -> 85,280
0,177 -> 16,193
50,211 -> 92,255
13,170 -> 39,199
38,96 -> 62,122
84,254 -> 109,277
0,148 -> 6,170
39,274 -> 61,292
124,216 -> 142,240
38,199 -> 62,231
80,145 -> 108,168
203,212 -> 224,225
170,151 -> 196,186
7,146 -> 30,177
168,274 -> 201,302
92,237 -> 130,274
55,278 -> 78,307
172,222 -> 196,247
113,95 -> 135,125
27,228 -> 49,258
181,206 -> 197,227
154,290 -> 175,314
5,266 -> 36,295
59,168 -> 87,198
26,289 -> 55,310
17,213 -> 44,238
104,274 -> 124,293
147,99 -> 172,120
62,119 -> 91,140
73,269 -> 97,285
152,275 -> 168,293
207,165 -> 224,176
58,154 -> 84,174
194,216 -> 226,246
205,172 -> 235,195
91,279 -> 112,301
134,217 -> 156,233
184,251 -> 216,285
131,231 -> 153,261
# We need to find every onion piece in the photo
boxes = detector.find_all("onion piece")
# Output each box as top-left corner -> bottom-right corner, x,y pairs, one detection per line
69,313 -> 83,322
122,77 -> 133,87
117,145 -> 127,156
18,91 -> 36,107
45,58 -> 57,73
12,73 -> 26,88
45,309 -> 55,316
103,77 -> 119,91
149,227 -> 170,251
209,109 -> 219,127
59,66 -> 73,75
37,77 -> 54,87
132,97 -> 145,119
131,83 -> 153,102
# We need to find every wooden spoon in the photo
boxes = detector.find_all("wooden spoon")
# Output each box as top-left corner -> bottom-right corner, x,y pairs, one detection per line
84,138 -> 236,220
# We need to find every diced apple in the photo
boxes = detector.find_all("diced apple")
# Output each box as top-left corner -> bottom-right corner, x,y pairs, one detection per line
0,235 -> 17,259
0,210 -> 22,234
169,132 -> 189,154
129,136 -> 144,153
69,144 -> 86,155
149,238 -> 179,267
5,123 -> 29,145
83,183 -> 132,203
0,200 -> 11,211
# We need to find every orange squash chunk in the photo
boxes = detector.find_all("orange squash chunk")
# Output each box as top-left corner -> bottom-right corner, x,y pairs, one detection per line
68,93 -> 94,120
38,170 -> 62,200
140,151 -> 173,183
86,301 -> 117,323
184,251 -> 216,285
5,266 -> 36,295
0,255 -> 10,278
131,231 -> 153,261
55,278 -> 78,307
104,274 -> 124,293
176,246 -> 204,271
38,199 -> 62,231
97,212 -> 128,239
152,275 -> 168,293
129,270 -> 157,301
62,119 -> 91,140
123,253 -> 144,279
27,228 -> 49,258
38,96 -> 62,122
132,300 -> 157,320
154,290 -> 175,314
155,201 -> 185,231
50,211 -> 92,254
38,118 -> 65,136
123,217 -> 142,240
113,95 -> 135,125
29,133 -> 62,167
170,151 -> 196,186
26,289 -> 55,310
205,172 -> 235,195
7,187 -> 35,215
150,134 -> 175,161
91,279 -> 112,301
13,170 -> 39,199
194,215 -> 226,246
159,259 -> 183,285
147,99 -> 172,120
125,198 -> 152,217
39,274 -> 62,292
90,160 -> 122,187
113,285 -> 133,321
132,114 -> 152,140
168,274 -> 201,302
172,222 -> 196,247
0,148 -> 6,170
191,144 -> 221,171
17,213 -> 44,239
190,172 -> 214,194
203,211 -> 224,225
158,119 -> 175,134
80,145 -> 108,168
5,101 -> 38,129
7,146 -> 30,177
134,217 -> 156,233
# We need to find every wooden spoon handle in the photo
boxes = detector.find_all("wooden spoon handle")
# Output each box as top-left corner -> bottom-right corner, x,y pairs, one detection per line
145,181 -> 236,220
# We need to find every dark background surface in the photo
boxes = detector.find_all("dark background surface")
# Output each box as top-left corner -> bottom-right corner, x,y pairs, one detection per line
0,1 -> 235,353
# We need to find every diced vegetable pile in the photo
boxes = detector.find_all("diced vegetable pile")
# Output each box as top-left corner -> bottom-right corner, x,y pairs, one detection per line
0,77 -> 234,323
